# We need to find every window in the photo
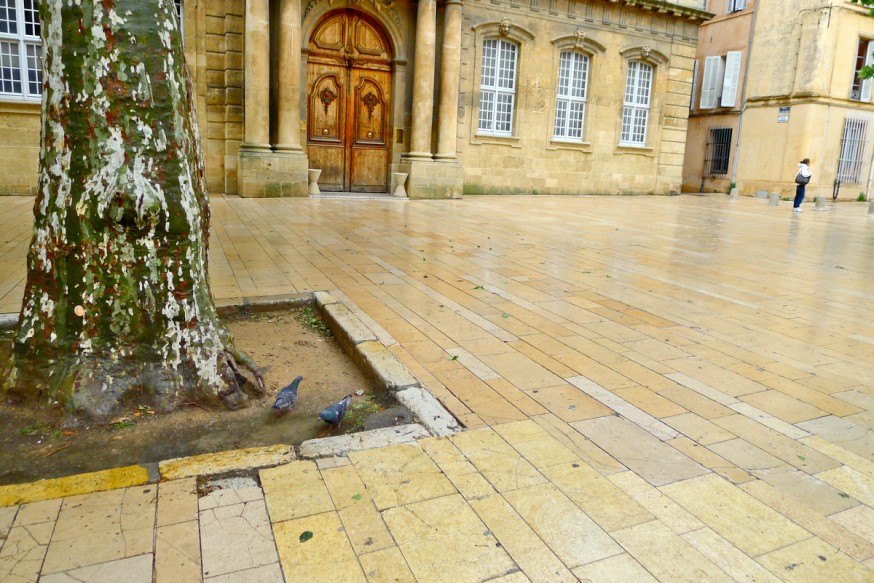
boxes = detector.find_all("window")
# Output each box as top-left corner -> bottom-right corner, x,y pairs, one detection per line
728,0 -> 747,12
720,51 -> 742,107
0,0 -> 41,101
837,117 -> 869,183
851,39 -> 872,102
620,61 -> 652,146
704,127 -> 732,177
478,38 -> 517,136
553,51 -> 589,142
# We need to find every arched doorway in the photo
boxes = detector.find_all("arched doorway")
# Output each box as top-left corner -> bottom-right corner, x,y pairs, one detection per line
306,10 -> 393,192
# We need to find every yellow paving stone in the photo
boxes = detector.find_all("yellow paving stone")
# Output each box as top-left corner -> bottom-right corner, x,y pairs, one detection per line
756,537 -> 874,582
667,438 -> 755,484
273,511 -> 366,583
486,378 -> 550,417
711,415 -> 841,474
669,359 -> 769,398
681,527 -> 782,583
348,444 -> 457,510
739,390 -> 827,424
419,436 -> 478,477
488,571 -> 530,582
571,553 -> 659,583
358,547 -> 417,583
524,384 -> 614,422
433,368 -> 528,424
0,521 -> 54,582
663,413 -> 736,445
607,471 -> 703,535
156,478 -> 198,527
660,474 -> 811,557
829,505 -> 874,547
260,460 -> 335,522
468,494 -> 577,582
613,386 -> 688,418
531,415 -> 628,475
739,480 -> 874,562
751,467 -> 860,516
656,385 -> 735,420
800,435 -> 874,480
322,465 -> 395,555
761,376 -> 862,418
0,465 -> 150,507
708,438 -> 788,472
492,419 -> 578,468
450,428 -> 547,492
154,520 -> 201,583
478,352 -> 566,390
382,494 -> 517,583
816,465 -> 874,507
12,499 -> 60,526
502,483 -> 622,569
611,520 -> 734,582
452,472 -> 498,500
506,339 -> 579,379
622,337 -> 691,362
159,445 -> 295,481
541,462 -> 653,533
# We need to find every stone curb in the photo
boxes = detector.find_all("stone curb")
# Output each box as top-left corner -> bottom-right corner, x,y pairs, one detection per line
394,386 -> 463,436
159,445 -> 296,481
0,465 -> 151,507
298,424 -> 430,458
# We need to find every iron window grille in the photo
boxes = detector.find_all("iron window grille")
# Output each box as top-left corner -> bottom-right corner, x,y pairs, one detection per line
837,117 -> 869,183
704,127 -> 732,177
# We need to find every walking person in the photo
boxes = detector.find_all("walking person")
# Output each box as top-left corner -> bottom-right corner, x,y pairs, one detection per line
793,158 -> 812,212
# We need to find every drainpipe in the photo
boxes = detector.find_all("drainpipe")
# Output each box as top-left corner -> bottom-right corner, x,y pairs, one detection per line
729,0 -> 760,185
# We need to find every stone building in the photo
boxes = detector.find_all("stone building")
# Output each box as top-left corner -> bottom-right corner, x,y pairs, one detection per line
0,0 -> 710,198
683,1 -> 874,201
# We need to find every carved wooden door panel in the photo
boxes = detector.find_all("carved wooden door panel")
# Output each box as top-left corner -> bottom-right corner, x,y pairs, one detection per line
306,10 -> 392,192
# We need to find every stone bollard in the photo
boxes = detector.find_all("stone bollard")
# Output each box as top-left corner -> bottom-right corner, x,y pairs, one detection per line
392,172 -> 408,198
869,199 -> 874,215
768,192 -> 780,206
308,169 -> 322,196
729,187 -> 739,199
814,196 -> 826,211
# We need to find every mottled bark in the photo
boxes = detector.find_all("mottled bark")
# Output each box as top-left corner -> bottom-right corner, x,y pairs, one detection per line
1,0 -> 263,421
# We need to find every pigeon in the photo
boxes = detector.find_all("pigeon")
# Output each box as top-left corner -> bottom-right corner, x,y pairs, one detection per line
319,394 -> 352,426
272,375 -> 303,415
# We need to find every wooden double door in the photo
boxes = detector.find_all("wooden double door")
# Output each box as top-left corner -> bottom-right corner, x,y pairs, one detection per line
307,10 -> 392,192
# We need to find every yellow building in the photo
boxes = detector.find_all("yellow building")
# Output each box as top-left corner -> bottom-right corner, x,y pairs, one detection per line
0,0 -> 710,198
684,0 -> 874,201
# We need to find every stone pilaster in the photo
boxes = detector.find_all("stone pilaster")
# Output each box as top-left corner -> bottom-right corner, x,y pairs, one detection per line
436,0 -> 462,161
407,0 -> 436,159
273,0 -> 308,196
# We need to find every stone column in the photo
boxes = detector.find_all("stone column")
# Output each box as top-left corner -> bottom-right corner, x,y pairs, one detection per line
408,0 -> 437,158
276,0 -> 302,151
242,0 -> 270,150
435,0 -> 462,161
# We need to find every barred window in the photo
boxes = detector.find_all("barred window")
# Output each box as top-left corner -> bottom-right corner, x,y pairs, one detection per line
553,51 -> 588,142
704,127 -> 732,177
478,38 -> 517,136
0,0 -> 41,101
620,61 -> 652,146
837,117 -> 869,183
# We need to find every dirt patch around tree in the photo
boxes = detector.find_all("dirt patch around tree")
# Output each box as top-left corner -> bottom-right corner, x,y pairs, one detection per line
0,307 -> 411,485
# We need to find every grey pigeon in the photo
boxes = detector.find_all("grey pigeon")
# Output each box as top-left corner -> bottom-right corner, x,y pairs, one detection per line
319,394 -> 352,426
272,375 -> 303,414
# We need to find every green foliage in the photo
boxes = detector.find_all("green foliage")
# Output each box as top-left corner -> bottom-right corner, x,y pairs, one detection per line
110,419 -> 135,431
294,307 -> 332,337
858,193 -> 867,202
728,182 -> 737,194
19,421 -> 52,435
853,1 -> 874,78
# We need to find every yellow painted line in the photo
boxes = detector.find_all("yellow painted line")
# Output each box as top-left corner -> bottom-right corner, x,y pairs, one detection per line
159,444 -> 295,480
0,464 -> 151,507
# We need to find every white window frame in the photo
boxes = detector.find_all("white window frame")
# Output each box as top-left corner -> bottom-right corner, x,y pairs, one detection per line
0,0 -> 41,102
553,50 -> 589,142
478,38 -> 518,137
728,0 -> 747,13
851,38 -> 873,102
620,60 -> 652,147
700,55 -> 724,109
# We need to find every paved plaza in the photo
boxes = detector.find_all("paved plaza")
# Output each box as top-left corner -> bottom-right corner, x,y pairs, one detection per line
1,194 -> 874,582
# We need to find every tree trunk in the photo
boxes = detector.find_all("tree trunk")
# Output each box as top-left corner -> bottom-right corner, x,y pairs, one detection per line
1,0 -> 263,421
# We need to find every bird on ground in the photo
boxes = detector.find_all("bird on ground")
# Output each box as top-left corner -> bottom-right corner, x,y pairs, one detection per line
319,394 -> 352,427
272,375 -> 303,415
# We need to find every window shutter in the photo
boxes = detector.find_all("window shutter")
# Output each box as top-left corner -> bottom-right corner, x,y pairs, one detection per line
863,48 -> 874,103
720,51 -> 742,107
700,56 -> 721,109
690,60 -> 699,110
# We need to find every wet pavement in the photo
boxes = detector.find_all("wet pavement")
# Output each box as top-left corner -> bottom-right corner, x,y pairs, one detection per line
0,194 -> 873,581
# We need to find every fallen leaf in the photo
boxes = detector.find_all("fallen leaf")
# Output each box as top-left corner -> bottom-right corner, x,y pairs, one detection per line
299,531 -> 314,543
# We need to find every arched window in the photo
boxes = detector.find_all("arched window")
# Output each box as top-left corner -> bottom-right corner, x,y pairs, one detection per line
478,38 -> 518,136
620,60 -> 653,146
553,51 -> 589,142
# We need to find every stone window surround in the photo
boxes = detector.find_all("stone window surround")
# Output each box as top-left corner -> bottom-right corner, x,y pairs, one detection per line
470,20 -> 534,148
546,34 -> 606,153
615,46 -> 668,156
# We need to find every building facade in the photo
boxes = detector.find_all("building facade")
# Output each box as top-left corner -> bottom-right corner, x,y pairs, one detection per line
0,0 -> 710,198
683,1 -> 874,200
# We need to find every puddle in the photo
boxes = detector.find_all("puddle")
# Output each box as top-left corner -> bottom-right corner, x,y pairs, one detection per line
0,307 -> 411,485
